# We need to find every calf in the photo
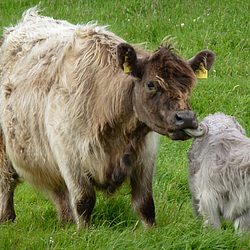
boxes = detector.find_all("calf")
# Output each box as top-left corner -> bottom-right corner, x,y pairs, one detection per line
188,112 -> 250,232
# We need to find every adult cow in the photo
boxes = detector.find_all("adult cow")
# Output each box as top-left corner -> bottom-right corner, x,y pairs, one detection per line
0,8 -> 215,229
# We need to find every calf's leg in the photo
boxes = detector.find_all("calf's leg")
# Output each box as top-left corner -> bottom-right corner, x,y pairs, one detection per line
234,210 -> 250,233
191,197 -> 201,218
199,192 -> 221,229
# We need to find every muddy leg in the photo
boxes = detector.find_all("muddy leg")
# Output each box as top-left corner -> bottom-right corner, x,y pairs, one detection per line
73,189 -> 96,230
60,168 -> 96,229
130,164 -> 156,228
0,135 -> 20,223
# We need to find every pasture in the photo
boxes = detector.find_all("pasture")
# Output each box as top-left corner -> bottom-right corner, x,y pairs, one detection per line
0,0 -> 250,249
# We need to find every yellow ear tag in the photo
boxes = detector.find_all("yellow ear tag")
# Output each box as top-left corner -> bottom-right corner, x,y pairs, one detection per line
123,56 -> 132,73
195,63 -> 208,79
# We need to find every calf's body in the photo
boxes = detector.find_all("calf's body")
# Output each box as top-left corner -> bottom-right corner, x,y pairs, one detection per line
188,112 -> 250,232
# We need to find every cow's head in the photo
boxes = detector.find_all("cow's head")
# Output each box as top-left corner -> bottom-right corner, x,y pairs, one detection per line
116,43 -> 215,140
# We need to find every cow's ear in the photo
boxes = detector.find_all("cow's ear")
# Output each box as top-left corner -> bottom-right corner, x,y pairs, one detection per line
187,50 -> 215,78
116,43 -> 138,77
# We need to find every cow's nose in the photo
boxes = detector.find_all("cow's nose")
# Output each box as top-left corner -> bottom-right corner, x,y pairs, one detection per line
174,111 -> 198,129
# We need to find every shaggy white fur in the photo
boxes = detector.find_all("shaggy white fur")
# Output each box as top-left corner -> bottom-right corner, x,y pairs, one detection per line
188,112 -> 250,232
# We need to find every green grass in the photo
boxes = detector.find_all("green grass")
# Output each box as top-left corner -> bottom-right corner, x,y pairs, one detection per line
1,0 -> 250,249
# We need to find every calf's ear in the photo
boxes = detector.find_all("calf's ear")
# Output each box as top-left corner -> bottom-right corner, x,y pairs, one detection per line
187,50 -> 215,73
116,43 -> 138,77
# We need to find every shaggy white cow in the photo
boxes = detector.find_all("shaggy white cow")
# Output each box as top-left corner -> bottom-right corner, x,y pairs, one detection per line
187,112 -> 250,232
0,8 -> 215,229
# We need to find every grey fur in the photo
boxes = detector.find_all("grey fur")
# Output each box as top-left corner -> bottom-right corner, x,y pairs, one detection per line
188,112 -> 250,232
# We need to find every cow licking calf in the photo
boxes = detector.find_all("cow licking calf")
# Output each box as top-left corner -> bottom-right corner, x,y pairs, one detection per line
187,112 -> 250,232
0,8 -> 214,229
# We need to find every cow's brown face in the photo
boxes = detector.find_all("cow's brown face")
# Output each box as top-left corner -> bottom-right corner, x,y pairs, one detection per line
116,43 -> 215,140
133,47 -> 197,140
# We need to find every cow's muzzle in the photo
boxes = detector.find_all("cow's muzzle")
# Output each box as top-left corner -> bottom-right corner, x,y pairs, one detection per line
174,110 -> 198,129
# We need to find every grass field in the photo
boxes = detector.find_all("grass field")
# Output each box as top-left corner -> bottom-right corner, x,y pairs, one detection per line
1,0 -> 250,249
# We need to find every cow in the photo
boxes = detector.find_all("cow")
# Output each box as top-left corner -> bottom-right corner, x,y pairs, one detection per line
187,112 -> 250,232
0,8 -> 215,229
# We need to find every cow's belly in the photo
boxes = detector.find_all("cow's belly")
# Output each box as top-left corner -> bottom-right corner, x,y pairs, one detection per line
4,137 -> 65,190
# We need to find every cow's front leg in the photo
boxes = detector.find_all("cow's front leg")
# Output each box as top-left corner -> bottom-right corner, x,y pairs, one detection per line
73,188 -> 96,229
62,172 -> 96,230
130,164 -> 156,228
50,137 -> 96,229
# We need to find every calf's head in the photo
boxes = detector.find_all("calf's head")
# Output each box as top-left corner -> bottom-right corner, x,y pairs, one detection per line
117,43 -> 215,140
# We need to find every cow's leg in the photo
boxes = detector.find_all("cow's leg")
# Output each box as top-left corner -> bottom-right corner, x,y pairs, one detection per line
49,134 -> 96,229
234,210 -> 250,232
58,166 -> 96,229
130,164 -> 156,228
50,188 -> 75,225
72,186 -> 96,230
0,129 -> 20,223
63,180 -> 96,229
0,155 -> 19,223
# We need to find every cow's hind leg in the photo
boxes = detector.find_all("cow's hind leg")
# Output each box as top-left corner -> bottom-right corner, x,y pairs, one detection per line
0,141 -> 20,223
50,189 -> 75,225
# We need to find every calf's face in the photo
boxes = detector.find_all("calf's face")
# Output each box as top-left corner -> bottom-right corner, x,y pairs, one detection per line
117,43 -> 215,140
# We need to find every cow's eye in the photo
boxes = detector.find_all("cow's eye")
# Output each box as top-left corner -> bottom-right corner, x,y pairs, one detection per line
146,81 -> 156,90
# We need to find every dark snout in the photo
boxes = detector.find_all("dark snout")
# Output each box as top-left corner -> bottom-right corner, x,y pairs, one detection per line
174,111 -> 198,129
166,110 -> 198,140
